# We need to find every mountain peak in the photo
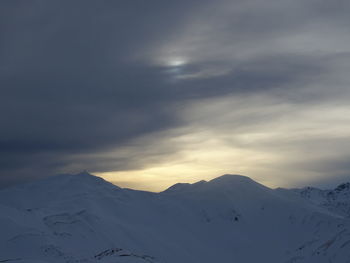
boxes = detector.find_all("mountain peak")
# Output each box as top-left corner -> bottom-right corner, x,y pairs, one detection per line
57,170 -> 97,179
163,180 -> 207,193
335,182 -> 350,192
206,174 -> 269,192
0,172 -> 124,210
50,171 -> 119,191
209,174 -> 253,183
163,174 -> 267,195
76,170 -> 94,176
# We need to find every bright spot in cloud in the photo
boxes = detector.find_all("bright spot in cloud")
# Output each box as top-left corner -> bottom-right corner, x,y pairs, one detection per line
165,57 -> 187,67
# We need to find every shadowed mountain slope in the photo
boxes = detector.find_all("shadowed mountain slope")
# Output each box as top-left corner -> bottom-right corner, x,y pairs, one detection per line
1,173 -> 350,263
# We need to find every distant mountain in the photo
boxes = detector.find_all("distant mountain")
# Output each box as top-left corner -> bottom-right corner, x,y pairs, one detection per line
1,173 -> 350,262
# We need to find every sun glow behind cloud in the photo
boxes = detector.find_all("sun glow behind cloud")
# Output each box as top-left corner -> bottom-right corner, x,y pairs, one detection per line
98,143 -> 273,192
165,57 -> 188,67
97,93 -> 350,192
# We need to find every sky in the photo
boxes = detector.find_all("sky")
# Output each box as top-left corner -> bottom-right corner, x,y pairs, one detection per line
1,0 -> 350,191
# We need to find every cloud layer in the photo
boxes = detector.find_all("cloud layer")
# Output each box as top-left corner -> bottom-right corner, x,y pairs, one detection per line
1,0 -> 350,189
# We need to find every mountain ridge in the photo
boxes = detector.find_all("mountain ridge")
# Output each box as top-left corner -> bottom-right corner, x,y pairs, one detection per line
1,172 -> 350,263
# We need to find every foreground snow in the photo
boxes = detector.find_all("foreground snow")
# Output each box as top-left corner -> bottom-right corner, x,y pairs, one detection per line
0,172 -> 350,262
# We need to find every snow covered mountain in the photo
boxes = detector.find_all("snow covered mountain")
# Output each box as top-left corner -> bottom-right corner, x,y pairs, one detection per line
291,182 -> 350,218
1,172 -> 350,263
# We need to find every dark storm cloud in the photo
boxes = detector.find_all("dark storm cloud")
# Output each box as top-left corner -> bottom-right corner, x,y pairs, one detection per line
1,0 -> 350,188
0,0 -> 214,185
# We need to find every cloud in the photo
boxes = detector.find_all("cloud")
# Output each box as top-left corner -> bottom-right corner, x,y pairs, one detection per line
95,94 -> 350,191
1,0 -> 350,189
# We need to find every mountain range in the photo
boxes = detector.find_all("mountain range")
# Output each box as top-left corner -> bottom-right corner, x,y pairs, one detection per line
1,172 -> 350,263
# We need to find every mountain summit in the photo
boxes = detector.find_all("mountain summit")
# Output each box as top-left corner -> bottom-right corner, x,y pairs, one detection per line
163,174 -> 265,193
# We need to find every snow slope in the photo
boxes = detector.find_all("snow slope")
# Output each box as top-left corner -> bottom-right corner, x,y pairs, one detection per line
291,183 -> 350,218
0,172 -> 350,263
